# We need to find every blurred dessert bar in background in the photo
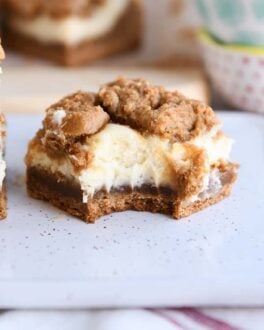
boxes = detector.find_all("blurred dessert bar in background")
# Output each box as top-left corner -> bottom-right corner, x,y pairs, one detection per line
2,0 -> 141,66
0,42 -> 7,219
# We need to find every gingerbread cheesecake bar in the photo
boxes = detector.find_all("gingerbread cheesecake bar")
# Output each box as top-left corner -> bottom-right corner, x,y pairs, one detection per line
25,78 -> 238,223
3,0 -> 141,66
0,42 -> 7,219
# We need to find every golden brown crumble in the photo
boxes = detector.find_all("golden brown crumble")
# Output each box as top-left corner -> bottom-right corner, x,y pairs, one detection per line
99,77 -> 219,142
4,0 -> 106,19
40,92 -> 109,163
29,77 -> 221,171
45,90 -> 109,139
37,78 -> 220,152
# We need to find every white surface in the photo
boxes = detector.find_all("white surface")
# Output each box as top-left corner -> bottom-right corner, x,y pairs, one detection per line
0,111 -> 263,308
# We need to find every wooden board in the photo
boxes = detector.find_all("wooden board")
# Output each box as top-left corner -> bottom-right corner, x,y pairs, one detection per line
1,55 -> 209,113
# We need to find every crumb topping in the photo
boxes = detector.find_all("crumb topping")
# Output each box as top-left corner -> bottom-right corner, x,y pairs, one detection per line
4,0 -> 105,19
41,92 -> 109,166
30,78 -> 220,171
99,77 -> 219,142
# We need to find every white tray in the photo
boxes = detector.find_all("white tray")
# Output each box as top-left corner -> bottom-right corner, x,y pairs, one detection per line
0,112 -> 263,308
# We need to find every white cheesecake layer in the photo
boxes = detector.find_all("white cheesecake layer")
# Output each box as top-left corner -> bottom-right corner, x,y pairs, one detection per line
0,158 -> 6,188
28,123 -> 232,203
9,0 -> 129,45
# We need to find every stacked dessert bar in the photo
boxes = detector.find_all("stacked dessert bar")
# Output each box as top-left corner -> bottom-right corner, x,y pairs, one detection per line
25,78 -> 238,223
0,41 -> 6,219
3,0 -> 141,66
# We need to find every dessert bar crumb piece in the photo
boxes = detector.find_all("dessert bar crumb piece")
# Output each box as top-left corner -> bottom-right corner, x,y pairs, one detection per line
99,77 -> 219,142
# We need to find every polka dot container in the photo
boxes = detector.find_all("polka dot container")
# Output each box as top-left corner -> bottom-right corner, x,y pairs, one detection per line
199,31 -> 264,113
197,0 -> 264,46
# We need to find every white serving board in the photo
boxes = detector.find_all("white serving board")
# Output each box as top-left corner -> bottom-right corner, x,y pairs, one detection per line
0,112 -> 263,308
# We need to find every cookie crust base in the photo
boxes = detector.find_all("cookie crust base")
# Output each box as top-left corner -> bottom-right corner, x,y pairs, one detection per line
26,166 -> 237,223
3,1 -> 141,66
0,181 -> 7,220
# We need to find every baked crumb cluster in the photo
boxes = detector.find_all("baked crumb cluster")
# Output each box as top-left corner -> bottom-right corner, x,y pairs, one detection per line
99,77 -> 219,142
37,77 -> 220,156
43,92 -> 109,154
3,0 -> 106,18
